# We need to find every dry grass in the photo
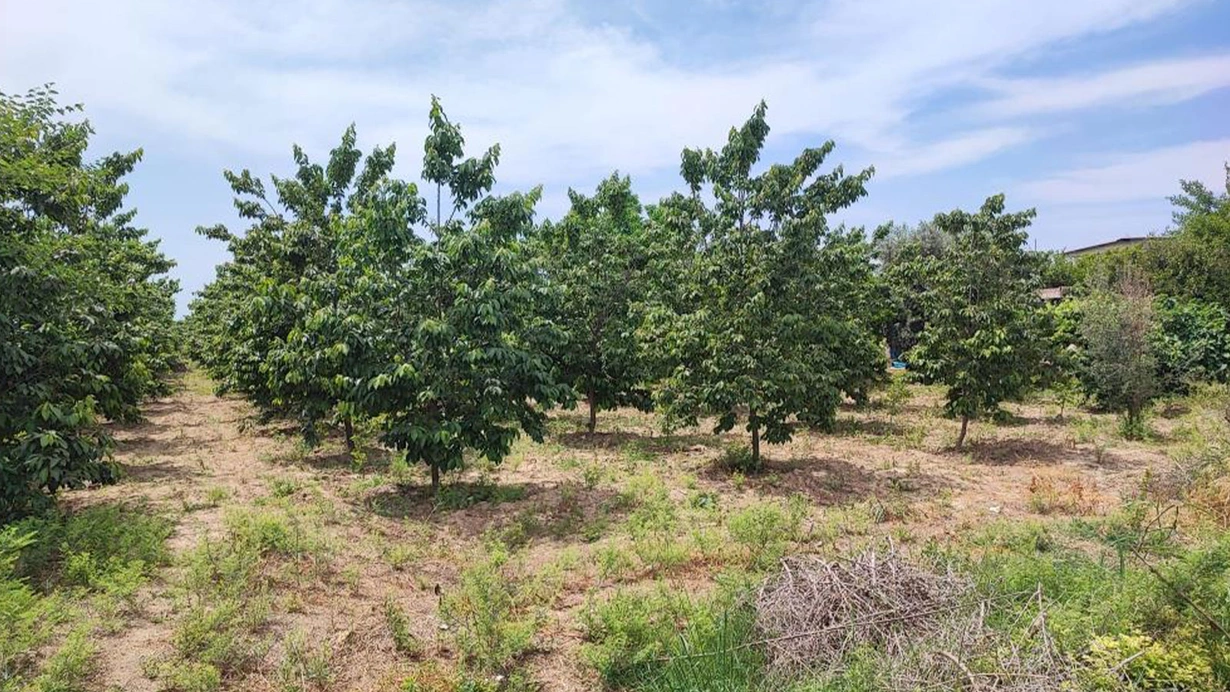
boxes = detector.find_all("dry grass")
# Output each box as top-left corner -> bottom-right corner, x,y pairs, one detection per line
31,373 -> 1184,691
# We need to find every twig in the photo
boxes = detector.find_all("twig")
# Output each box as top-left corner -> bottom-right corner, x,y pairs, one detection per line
935,650 -> 978,690
1129,545 -> 1229,638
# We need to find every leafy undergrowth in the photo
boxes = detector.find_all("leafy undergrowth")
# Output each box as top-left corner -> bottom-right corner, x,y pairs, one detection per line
1,503 -> 173,692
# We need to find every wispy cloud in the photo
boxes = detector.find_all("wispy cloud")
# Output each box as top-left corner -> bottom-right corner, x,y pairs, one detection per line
0,0 -> 1209,188
977,54 -> 1230,118
1018,138 -> 1230,205
877,127 -> 1037,178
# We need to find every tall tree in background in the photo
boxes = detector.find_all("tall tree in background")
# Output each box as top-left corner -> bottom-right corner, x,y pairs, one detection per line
1,87 -> 179,517
530,173 -> 651,433
908,195 -> 1046,449
874,221 -> 950,360
189,126 -> 406,450
1080,268 -> 1158,438
644,102 -> 883,467
360,98 -> 572,492
1146,168 -> 1230,307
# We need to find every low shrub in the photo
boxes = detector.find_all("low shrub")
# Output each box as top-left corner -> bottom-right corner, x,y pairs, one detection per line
718,445 -> 759,474
1081,631 -> 1218,690
385,598 -> 422,657
439,543 -> 542,681
2,504 -> 172,690
580,585 -> 702,688
726,497 -> 808,569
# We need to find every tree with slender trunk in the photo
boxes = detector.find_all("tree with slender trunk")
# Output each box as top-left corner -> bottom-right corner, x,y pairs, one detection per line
1079,268 -> 1158,440
528,173 -> 652,434
643,101 -> 885,469
190,125 -> 401,451
361,98 -> 571,494
906,195 -> 1048,450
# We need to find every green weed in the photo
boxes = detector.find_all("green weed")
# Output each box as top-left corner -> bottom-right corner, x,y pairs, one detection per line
275,630 -> 334,692
385,598 -> 423,657
439,543 -> 541,680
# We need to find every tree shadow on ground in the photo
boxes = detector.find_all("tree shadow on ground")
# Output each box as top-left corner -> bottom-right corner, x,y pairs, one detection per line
290,445 -> 396,472
704,455 -> 950,507
110,430 -> 203,459
552,429 -> 722,454
360,479 -> 624,542
964,438 -> 1134,470
117,458 -> 206,484
828,417 -> 917,438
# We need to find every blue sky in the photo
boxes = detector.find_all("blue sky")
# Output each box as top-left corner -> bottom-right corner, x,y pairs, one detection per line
2,0 -> 1228,314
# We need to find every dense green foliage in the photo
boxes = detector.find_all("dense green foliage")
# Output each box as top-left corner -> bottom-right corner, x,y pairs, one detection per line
1,87 -> 179,518
1137,171 -> 1230,307
364,136 -> 571,491
186,125 -> 409,449
904,195 -> 1047,447
1154,298 -> 1230,392
1039,173 -> 1230,421
190,98 -> 570,491
873,221 -> 948,359
643,102 -> 884,466
529,174 -> 653,432
1079,270 -> 1158,438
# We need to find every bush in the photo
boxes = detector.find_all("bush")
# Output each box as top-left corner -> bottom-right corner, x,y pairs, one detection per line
582,582 -> 763,692
1154,298 -> 1230,393
0,527 -> 56,690
385,598 -> 422,657
439,544 -> 541,680
1082,631 -> 1217,690
24,627 -> 97,692
726,497 -> 807,569
1080,269 -> 1158,438
13,503 -> 173,591
580,586 -> 701,688
718,445 -> 760,474
1,504 -> 172,690
275,630 -> 334,692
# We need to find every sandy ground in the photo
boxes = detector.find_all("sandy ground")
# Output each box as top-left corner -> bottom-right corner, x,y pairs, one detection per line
64,377 -> 1174,691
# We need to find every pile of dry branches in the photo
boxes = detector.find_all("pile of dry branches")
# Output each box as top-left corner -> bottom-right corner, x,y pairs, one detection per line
754,548 -> 965,672
754,548 -> 1072,690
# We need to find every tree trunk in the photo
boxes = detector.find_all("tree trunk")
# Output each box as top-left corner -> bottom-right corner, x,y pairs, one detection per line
750,408 -> 761,469
431,463 -> 441,496
956,414 -> 970,450
343,417 -> 355,454
587,390 -> 597,434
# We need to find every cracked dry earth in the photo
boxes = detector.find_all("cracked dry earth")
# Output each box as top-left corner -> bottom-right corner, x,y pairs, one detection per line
63,378 -> 1173,691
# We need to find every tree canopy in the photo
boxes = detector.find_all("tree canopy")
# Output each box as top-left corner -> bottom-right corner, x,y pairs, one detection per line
529,173 -> 652,433
187,125 -> 406,450
906,194 -> 1047,449
1,87 -> 179,518
643,102 -> 884,467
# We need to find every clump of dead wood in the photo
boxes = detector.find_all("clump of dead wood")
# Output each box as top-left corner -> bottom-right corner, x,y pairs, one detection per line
754,548 -> 1072,690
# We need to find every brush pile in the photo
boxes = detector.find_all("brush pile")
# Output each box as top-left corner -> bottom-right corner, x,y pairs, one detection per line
754,548 -> 1071,690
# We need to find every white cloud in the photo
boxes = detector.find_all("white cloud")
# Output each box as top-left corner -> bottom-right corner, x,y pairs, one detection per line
0,0 -> 1208,189
877,127 -> 1036,178
977,54 -> 1230,118
1017,139 -> 1230,205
